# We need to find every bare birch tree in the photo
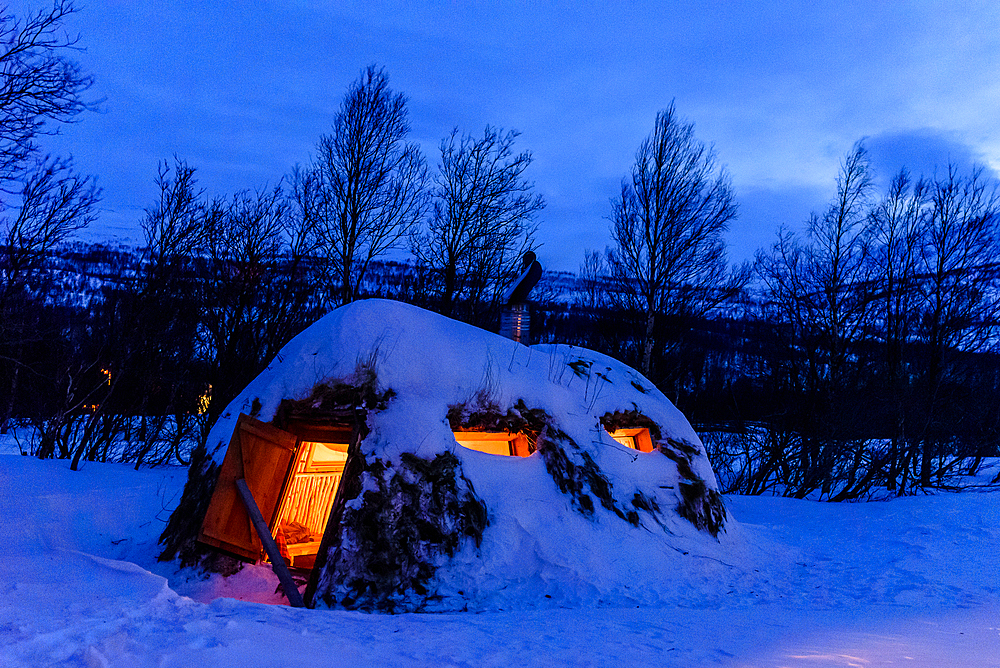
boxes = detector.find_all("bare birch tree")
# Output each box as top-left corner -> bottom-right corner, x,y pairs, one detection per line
307,66 -> 428,305
867,168 -> 929,490
607,102 -> 744,379
0,1 -> 98,432
756,143 -> 879,497
1,0 -> 99,306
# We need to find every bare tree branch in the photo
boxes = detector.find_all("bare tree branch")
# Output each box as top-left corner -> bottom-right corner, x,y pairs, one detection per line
0,0 -> 97,190
607,102 -> 744,378
414,126 -> 543,322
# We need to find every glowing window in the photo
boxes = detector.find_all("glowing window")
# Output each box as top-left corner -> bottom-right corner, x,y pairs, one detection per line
305,441 -> 349,469
453,431 -> 531,457
607,428 -> 654,452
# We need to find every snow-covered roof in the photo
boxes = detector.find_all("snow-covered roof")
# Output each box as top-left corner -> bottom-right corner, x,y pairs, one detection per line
209,299 -> 706,471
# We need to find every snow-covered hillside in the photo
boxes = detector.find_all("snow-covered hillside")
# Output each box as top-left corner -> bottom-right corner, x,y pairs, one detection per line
2,454 -> 998,667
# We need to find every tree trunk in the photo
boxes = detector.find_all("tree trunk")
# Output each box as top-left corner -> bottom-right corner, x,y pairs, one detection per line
442,260 -> 457,317
642,310 -> 655,378
1,361 -> 19,434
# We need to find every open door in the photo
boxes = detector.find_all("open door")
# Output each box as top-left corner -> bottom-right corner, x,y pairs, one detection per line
199,414 -> 298,561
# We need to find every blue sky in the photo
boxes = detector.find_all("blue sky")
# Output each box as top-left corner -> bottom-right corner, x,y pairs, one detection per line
40,0 -> 1000,272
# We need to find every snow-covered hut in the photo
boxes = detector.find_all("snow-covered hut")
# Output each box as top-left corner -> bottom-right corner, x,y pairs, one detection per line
160,299 -> 731,612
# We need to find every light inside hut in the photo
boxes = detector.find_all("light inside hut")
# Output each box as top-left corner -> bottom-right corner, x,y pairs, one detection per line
500,303 -> 530,344
454,431 -> 532,457
306,441 -> 348,467
607,428 -> 654,452
201,413 -> 658,584
271,440 -> 349,568
452,428 -> 653,457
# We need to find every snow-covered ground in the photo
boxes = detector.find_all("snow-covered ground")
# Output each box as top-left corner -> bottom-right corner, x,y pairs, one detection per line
2,453 -> 998,667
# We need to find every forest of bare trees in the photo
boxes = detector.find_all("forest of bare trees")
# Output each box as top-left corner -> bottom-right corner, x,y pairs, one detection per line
2,3 -> 999,499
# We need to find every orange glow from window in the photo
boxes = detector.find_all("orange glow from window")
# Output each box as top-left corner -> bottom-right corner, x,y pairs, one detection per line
607,428 -> 654,452
454,431 -> 531,457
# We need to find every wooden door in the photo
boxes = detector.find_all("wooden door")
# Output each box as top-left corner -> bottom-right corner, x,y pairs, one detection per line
199,414 -> 299,561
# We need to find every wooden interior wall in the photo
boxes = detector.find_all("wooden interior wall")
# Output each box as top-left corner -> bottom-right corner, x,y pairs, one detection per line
277,472 -> 342,536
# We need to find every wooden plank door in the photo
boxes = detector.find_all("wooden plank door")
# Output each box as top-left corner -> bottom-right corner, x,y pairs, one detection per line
198,414 -> 299,561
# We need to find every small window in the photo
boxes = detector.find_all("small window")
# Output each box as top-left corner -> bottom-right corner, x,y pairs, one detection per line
304,440 -> 349,471
454,431 -> 531,457
607,428 -> 654,453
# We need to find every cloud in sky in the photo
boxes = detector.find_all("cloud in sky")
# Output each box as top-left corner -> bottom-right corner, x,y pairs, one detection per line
866,129 -> 999,184
38,0 -> 1000,271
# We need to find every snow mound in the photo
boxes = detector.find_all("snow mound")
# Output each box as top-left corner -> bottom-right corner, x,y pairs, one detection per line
195,299 -> 744,612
